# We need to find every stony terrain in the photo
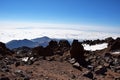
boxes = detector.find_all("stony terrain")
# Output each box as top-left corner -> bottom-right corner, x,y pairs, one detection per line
0,37 -> 120,80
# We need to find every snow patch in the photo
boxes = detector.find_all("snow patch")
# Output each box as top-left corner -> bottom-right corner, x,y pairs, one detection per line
30,57 -> 34,60
82,43 -> 108,51
21,57 -> 34,62
110,51 -> 120,55
21,57 -> 29,62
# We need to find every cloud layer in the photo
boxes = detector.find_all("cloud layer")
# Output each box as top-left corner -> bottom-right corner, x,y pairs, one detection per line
0,21 -> 120,33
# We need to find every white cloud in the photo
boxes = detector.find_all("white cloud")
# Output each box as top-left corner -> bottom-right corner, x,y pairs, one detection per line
0,21 -> 119,33
0,28 -> 120,43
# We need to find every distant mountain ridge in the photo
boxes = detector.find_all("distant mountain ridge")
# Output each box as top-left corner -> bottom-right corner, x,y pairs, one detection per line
6,36 -> 52,49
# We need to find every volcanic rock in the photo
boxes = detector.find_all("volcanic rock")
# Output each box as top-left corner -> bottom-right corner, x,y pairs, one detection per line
109,38 -> 120,51
70,40 -> 87,67
32,45 -> 53,59
0,42 -> 6,49
70,40 -> 84,59
1,65 -> 10,72
83,71 -> 94,79
83,39 -> 105,45
44,45 -> 54,56
0,77 -> 10,80
13,46 -> 31,55
15,61 -> 21,67
105,37 -> 114,46
32,46 -> 44,57
95,66 -> 107,75
0,42 -> 12,56
59,39 -> 70,51
48,40 -> 58,49
0,37 -> 120,80
72,62 -> 82,71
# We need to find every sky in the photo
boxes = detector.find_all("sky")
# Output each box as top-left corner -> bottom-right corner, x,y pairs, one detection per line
0,0 -> 120,32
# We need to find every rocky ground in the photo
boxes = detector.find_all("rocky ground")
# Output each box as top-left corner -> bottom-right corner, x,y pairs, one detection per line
0,37 -> 120,80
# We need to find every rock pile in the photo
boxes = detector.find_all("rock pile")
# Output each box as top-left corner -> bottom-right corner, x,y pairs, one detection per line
83,39 -> 105,45
0,37 -> 120,80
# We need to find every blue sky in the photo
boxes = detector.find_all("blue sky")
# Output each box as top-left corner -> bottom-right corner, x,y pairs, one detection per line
0,0 -> 120,32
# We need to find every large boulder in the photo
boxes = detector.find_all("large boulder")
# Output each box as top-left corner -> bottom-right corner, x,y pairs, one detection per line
59,40 -> 70,48
0,42 -> 12,56
95,66 -> 107,75
109,38 -> 120,51
70,40 -> 86,67
70,40 -> 84,58
58,40 -> 70,52
44,46 -> 54,56
32,46 -> 44,57
105,37 -> 114,46
0,42 -> 6,49
48,40 -> 58,49
32,46 -> 53,58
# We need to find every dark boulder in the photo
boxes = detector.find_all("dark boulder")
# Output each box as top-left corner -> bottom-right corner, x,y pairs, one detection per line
44,46 -> 54,56
70,40 -> 84,58
70,40 -> 87,67
0,77 -> 10,80
32,46 -> 44,57
48,40 -> 58,49
95,66 -> 107,75
0,42 -> 6,49
59,40 -> 70,48
58,40 -> 70,53
105,37 -> 114,46
0,42 -> 12,56
15,61 -> 21,67
32,46 -> 53,58
83,71 -> 94,79
104,53 -> 112,57
109,38 -> 120,51
13,46 -> 31,54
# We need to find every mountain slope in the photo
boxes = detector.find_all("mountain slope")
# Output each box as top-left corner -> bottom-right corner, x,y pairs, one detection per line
6,37 -> 52,49
6,39 -> 39,49
31,36 -> 51,47
31,36 -> 51,43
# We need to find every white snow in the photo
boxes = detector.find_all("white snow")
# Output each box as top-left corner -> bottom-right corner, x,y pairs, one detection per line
82,43 -> 108,51
21,57 -> 34,62
30,57 -> 34,60
0,29 -> 120,43
110,51 -> 120,55
21,57 -> 29,62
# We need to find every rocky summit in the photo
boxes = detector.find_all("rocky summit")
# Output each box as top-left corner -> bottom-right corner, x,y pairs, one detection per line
0,37 -> 120,80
